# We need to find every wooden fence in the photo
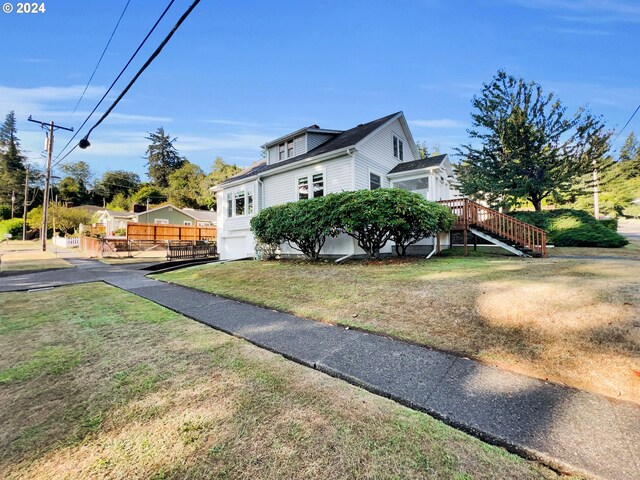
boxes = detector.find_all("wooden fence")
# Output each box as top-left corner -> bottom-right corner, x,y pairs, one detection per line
166,242 -> 218,261
127,222 -> 217,242
88,224 -> 106,237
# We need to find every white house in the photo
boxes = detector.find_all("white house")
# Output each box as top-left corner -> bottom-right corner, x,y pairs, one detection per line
212,112 -> 460,260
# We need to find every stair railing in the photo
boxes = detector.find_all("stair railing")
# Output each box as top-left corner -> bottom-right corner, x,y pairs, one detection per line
438,198 -> 546,256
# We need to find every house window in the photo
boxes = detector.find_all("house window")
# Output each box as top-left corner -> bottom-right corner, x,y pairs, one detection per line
312,173 -> 324,198
298,173 -> 323,199
247,190 -> 254,214
183,221 -> 192,226
287,140 -> 294,158
279,143 -> 285,160
393,135 -> 404,160
370,173 -> 381,190
154,219 -> 169,224
227,192 -> 233,218
235,191 -> 245,216
298,177 -> 309,200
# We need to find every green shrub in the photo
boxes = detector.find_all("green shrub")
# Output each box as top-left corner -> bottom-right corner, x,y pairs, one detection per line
511,209 -> 628,248
0,218 -> 25,238
251,197 -> 339,260
598,218 -> 618,231
251,188 -> 455,260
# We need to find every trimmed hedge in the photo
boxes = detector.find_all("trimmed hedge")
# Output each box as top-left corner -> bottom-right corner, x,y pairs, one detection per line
251,189 -> 455,260
510,209 -> 628,248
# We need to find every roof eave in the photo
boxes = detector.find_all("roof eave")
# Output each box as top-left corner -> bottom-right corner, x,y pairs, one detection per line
387,165 -> 438,178
211,146 -> 355,191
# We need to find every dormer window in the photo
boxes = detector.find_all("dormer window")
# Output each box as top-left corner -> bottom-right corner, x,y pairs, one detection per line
278,140 -> 295,161
393,135 -> 404,161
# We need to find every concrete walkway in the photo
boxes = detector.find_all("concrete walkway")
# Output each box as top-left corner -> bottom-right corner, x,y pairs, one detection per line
1,259 -> 639,480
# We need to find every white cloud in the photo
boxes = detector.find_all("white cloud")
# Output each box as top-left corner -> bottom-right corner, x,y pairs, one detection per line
205,119 -> 264,128
410,119 -> 466,129
506,0 -> 640,23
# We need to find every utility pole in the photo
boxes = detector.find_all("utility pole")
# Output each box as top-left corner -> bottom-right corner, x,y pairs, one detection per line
27,117 -> 73,251
593,159 -> 600,219
22,166 -> 29,241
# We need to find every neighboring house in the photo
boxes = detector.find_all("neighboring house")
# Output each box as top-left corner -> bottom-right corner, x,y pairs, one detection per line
212,111 -> 460,260
96,204 -> 217,236
135,204 -> 216,226
95,209 -> 136,235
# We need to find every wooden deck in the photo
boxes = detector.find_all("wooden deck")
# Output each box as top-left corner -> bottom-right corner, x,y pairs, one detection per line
438,198 -> 546,257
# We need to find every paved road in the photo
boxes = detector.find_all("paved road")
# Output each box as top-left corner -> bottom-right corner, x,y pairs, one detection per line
618,219 -> 640,242
1,258 -> 639,480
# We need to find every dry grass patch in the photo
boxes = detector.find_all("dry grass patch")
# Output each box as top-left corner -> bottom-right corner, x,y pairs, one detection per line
0,243 -> 72,273
0,283 -> 562,479
158,253 -> 640,403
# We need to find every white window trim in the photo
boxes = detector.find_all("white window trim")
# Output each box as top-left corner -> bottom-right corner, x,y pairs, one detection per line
154,218 -> 169,224
296,168 -> 326,200
393,134 -> 404,161
368,168 -> 383,190
183,221 -> 193,226
226,185 -> 255,218
296,174 -> 310,201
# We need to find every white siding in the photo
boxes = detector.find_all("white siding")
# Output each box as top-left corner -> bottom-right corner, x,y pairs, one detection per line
355,118 -> 417,190
267,146 -> 278,164
307,132 -> 336,151
217,180 -> 258,260
263,154 -> 352,207
293,135 -> 306,156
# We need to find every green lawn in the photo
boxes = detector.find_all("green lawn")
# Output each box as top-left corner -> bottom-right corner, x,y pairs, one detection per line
0,283 -> 562,479
157,252 -> 640,404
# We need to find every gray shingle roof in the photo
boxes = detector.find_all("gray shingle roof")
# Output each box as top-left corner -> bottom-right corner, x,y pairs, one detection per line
387,154 -> 447,175
218,112 -> 401,187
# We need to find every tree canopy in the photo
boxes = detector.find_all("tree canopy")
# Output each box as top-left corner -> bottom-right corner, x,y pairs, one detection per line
145,127 -> 186,188
0,111 -> 27,208
455,70 -> 611,211
93,170 -> 141,202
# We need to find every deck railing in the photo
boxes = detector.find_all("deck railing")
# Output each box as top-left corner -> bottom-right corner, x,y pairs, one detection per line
438,198 -> 546,256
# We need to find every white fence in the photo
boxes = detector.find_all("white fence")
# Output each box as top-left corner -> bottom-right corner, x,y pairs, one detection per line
52,236 -> 80,248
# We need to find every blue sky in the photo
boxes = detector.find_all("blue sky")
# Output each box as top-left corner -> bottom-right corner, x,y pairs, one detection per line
1,0 -> 638,182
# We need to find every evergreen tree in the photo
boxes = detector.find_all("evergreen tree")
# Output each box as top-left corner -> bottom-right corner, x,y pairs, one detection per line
619,132 -> 638,162
455,70 -> 611,211
0,111 -> 26,208
145,127 -> 185,188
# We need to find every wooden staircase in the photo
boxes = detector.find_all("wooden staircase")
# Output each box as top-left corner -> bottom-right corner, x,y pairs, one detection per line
438,198 -> 546,257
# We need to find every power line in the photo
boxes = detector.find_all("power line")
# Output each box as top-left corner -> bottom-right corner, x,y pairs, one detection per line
78,0 -> 201,150
71,0 -> 132,115
52,0 -> 177,166
611,103 -> 640,147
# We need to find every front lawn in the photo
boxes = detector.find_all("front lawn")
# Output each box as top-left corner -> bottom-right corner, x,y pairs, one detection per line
0,283 -> 559,479
158,253 -> 640,404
